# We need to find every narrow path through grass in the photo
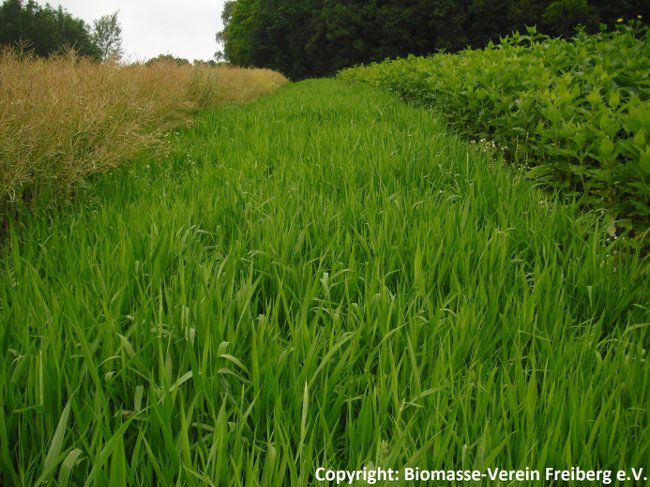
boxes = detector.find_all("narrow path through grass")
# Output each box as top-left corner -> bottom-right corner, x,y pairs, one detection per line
1,79 -> 648,485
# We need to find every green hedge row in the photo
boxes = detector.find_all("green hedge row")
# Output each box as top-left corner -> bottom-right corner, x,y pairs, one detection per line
339,23 -> 650,237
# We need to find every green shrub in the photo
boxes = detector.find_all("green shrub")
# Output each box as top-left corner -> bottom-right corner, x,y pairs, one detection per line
339,22 -> 650,238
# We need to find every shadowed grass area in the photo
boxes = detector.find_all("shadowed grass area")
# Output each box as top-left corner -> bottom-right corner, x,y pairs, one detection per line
0,79 -> 648,485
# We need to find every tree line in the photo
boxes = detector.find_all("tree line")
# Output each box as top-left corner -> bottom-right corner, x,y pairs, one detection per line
220,0 -> 649,79
0,0 -> 122,61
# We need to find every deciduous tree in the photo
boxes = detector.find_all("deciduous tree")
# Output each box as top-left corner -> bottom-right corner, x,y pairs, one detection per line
0,0 -> 100,58
92,11 -> 123,62
219,0 -> 649,79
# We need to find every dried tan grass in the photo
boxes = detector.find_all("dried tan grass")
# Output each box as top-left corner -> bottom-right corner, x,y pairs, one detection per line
0,50 -> 288,221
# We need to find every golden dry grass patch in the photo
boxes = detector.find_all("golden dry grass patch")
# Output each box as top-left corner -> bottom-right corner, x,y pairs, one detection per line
0,51 -> 288,221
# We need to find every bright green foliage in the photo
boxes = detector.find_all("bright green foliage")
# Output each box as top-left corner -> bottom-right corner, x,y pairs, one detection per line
339,24 -> 650,236
1,80 -> 648,485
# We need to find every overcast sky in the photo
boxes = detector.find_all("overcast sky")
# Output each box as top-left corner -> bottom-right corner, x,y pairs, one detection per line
35,0 -> 227,62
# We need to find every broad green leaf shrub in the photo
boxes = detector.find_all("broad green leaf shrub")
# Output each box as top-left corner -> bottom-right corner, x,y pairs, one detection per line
339,24 -> 650,236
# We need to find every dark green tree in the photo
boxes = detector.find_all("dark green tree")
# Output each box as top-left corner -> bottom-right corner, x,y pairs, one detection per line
466,0 -> 516,46
0,0 -> 100,58
509,0 -> 550,31
219,0 -> 648,79
306,0 -> 441,75
542,0 -> 598,37
220,0 -> 260,68
428,0 -> 471,51
589,0 -> 649,26
221,0 -> 321,79
146,54 -> 191,66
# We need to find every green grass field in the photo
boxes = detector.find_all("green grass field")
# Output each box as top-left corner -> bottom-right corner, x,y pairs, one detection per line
1,79 -> 648,485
